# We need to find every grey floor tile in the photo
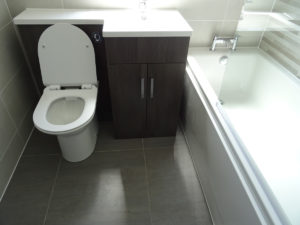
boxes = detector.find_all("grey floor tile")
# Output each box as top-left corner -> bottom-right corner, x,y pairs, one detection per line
145,144 -> 196,180
8,155 -> 60,187
45,151 -> 150,225
151,201 -> 212,225
149,175 -> 205,209
0,155 -> 60,225
23,129 -> 60,155
0,124 -> 212,225
148,175 -> 212,225
47,180 -> 149,215
57,151 -> 146,185
0,183 -> 52,225
95,122 -> 142,152
45,211 -> 151,225
145,132 -> 212,225
143,128 -> 186,149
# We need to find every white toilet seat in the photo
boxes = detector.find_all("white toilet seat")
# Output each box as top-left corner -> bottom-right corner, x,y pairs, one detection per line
33,85 -> 98,135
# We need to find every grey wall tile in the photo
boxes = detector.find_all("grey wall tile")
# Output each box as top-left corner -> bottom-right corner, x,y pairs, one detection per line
6,0 -> 63,17
0,133 -> 23,198
0,0 -> 39,202
0,23 -> 24,92
0,99 -> 16,161
0,0 -> 11,28
17,107 -> 34,144
1,65 -> 37,127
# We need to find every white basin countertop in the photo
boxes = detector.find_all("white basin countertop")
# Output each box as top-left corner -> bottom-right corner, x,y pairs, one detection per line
13,8 -> 192,37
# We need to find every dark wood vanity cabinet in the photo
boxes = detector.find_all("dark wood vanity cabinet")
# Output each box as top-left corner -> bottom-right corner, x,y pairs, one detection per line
105,37 -> 189,138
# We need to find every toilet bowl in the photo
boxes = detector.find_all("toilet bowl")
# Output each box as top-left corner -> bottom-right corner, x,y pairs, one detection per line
33,23 -> 99,162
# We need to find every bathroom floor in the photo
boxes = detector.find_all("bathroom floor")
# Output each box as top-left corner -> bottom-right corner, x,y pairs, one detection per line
0,122 -> 212,225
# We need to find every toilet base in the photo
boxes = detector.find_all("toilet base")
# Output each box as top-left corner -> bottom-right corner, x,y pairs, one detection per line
57,116 -> 98,162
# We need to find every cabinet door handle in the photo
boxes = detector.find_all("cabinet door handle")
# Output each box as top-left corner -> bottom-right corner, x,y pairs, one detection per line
141,78 -> 145,99
150,78 -> 154,99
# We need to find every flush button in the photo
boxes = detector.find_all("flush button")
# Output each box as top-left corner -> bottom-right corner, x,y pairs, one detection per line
91,32 -> 102,44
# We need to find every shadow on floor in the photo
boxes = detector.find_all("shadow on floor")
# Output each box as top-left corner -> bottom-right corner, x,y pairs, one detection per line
0,122 -> 212,225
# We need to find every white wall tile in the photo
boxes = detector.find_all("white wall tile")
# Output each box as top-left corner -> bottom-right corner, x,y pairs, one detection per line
6,0 -> 63,17
224,0 -> 244,20
237,31 -> 263,47
221,21 -> 238,35
244,0 -> 276,12
188,20 -> 223,47
178,0 -> 228,20
6,0 -> 244,47
64,0 -> 178,9
188,20 -> 239,47
63,0 -> 138,9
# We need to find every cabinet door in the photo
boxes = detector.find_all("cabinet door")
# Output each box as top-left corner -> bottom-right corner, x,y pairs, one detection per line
147,63 -> 185,137
108,64 -> 147,138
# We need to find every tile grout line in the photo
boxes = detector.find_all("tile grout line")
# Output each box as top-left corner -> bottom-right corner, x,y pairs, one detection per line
258,0 -> 277,48
0,62 -> 24,96
22,153 -> 60,158
0,20 -> 12,33
11,15 -> 42,96
178,121 -> 215,224
42,156 -> 62,225
94,148 -> 142,153
141,138 -> 153,225
0,127 -> 35,202
3,0 -> 13,20
0,130 -> 18,164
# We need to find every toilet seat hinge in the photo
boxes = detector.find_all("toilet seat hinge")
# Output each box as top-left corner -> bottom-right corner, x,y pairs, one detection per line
48,85 -> 61,90
81,84 -> 93,89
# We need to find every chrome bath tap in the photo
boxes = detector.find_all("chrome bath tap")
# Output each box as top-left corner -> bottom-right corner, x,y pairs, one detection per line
210,35 -> 239,51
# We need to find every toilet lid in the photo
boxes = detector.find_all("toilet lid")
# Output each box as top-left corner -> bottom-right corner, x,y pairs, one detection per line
38,23 -> 97,86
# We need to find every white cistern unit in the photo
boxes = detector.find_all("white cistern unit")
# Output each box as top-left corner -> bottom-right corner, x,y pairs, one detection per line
33,23 -> 99,162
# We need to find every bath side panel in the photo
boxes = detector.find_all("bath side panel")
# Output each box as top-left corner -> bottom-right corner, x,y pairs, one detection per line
181,71 -> 262,225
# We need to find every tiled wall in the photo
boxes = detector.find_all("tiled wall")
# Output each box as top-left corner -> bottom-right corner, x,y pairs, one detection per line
5,0 -> 244,47
236,0 -> 277,47
0,0 -> 38,200
259,0 -> 300,78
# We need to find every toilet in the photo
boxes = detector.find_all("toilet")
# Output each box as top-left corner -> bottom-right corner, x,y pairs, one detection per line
33,23 -> 99,162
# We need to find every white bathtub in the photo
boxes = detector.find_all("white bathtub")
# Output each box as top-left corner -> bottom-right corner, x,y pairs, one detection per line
182,47 -> 300,225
